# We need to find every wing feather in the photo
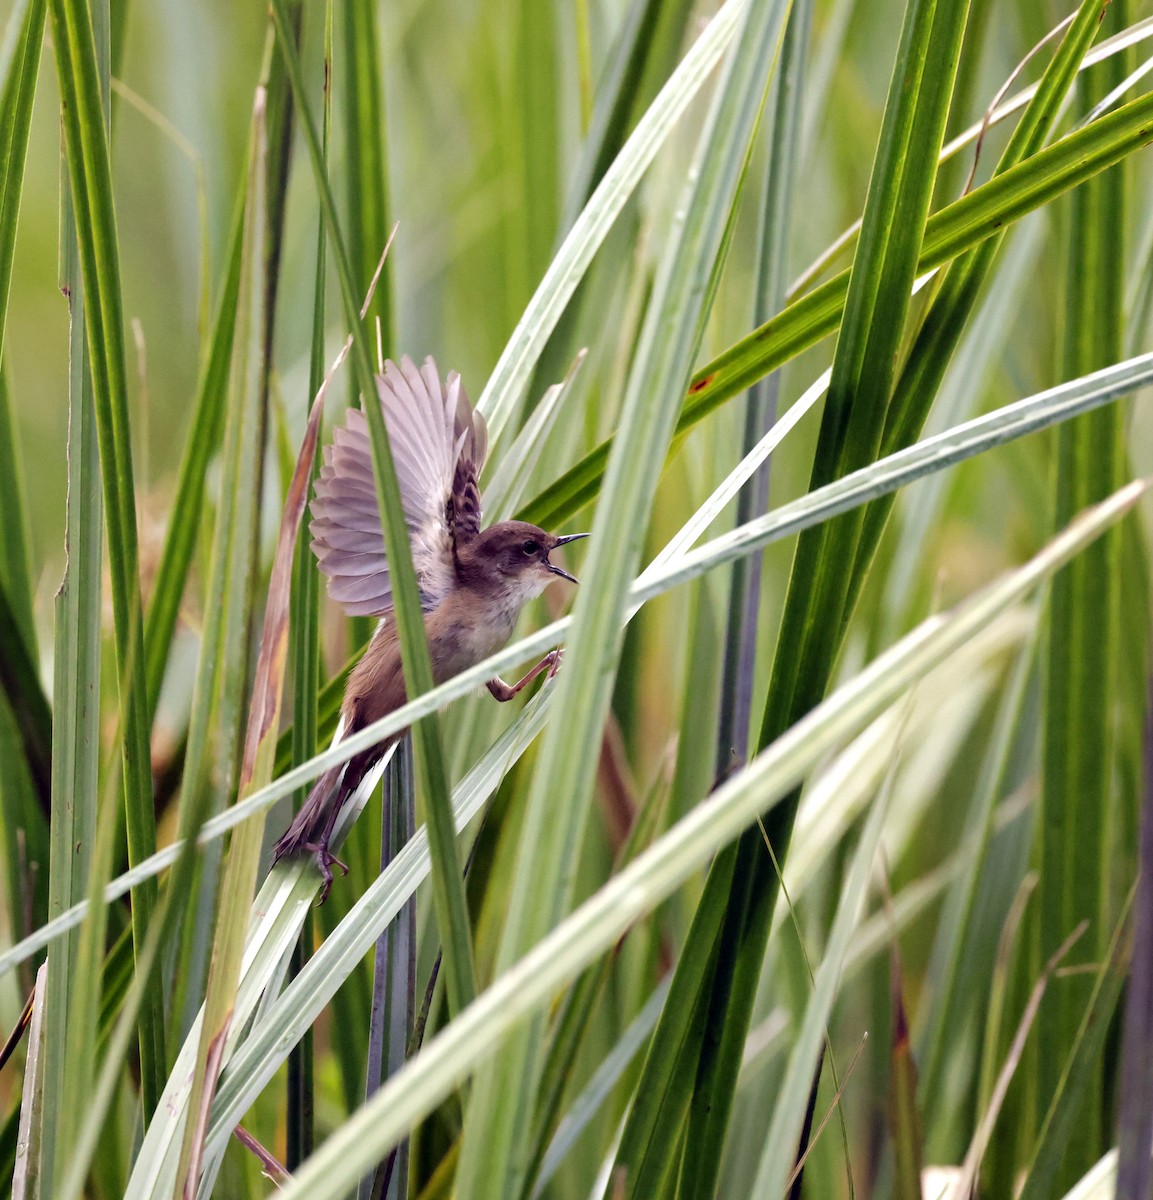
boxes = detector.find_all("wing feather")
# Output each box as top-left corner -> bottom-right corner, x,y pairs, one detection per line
310,356 -> 487,617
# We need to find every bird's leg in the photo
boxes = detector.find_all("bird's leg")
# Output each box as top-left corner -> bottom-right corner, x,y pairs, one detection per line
297,784 -> 352,904
486,649 -> 562,702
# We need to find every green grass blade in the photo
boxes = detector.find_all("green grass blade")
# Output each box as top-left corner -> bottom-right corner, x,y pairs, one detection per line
341,0 -> 393,354
1036,9 -> 1132,1183
0,0 -> 45,371
170,73 -> 277,1193
132,689 -> 553,1198
270,480 -> 1145,1200
476,0 -> 744,445
0,0 -> 50,933
750,744 -> 891,1197
456,0 -> 794,1192
48,0 -> 165,1111
285,0 -> 331,1170
1018,899 -> 1133,1200
142,201 -> 244,720
1115,676 -> 1153,1197
38,186 -> 103,1200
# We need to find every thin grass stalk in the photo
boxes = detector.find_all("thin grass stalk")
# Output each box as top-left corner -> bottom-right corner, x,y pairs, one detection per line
341,0 -> 393,357
269,0 -> 478,1019
362,736 -> 415,1200
270,481 -> 1145,1200
286,0 -> 332,1169
455,1 -> 793,1194
715,0 -> 810,775
522,84 -> 1153,531
12,965 -> 46,1199
47,0 -> 165,1110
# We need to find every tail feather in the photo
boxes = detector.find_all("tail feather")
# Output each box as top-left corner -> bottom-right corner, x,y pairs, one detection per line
270,734 -> 397,870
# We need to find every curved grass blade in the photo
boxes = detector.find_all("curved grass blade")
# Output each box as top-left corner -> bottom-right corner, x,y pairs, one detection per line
270,481 -> 1146,1200
127,690 -> 553,1198
619,0 -> 977,1186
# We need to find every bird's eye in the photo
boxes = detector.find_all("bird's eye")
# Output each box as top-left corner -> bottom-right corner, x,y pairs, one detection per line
521,539 -> 540,556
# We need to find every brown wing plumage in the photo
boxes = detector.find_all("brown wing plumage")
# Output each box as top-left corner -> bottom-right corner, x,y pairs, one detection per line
310,356 -> 488,616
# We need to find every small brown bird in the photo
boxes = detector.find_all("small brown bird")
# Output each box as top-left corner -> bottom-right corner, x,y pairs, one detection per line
272,355 -> 585,899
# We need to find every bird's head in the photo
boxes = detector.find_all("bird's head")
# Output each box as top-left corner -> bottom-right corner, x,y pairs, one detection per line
463,521 -> 588,604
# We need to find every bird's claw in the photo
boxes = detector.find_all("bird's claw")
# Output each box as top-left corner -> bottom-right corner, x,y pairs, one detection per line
546,648 -> 563,679
299,844 -> 349,905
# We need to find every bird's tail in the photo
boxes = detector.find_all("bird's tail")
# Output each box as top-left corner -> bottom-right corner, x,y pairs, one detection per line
270,762 -> 350,867
270,729 -> 398,869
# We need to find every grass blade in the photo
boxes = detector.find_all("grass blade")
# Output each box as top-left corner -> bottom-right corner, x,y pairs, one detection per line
1036,7 -> 1133,1181
48,0 -> 165,1109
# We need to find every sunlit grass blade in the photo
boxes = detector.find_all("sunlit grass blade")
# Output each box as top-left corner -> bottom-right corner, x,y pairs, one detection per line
48,0 -> 164,1109
167,691 -> 557,1199
270,480 -> 1146,1200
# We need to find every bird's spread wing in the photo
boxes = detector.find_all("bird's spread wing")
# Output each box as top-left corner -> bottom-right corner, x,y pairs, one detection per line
310,356 -> 488,616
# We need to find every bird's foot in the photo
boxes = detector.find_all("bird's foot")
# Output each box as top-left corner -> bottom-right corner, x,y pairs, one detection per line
545,648 -> 563,678
298,843 -> 349,904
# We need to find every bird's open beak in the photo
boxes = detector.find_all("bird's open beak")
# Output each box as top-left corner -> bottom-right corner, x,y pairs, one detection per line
547,533 -> 589,584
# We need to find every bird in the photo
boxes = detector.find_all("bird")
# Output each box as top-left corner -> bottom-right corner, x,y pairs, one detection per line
272,355 -> 586,900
